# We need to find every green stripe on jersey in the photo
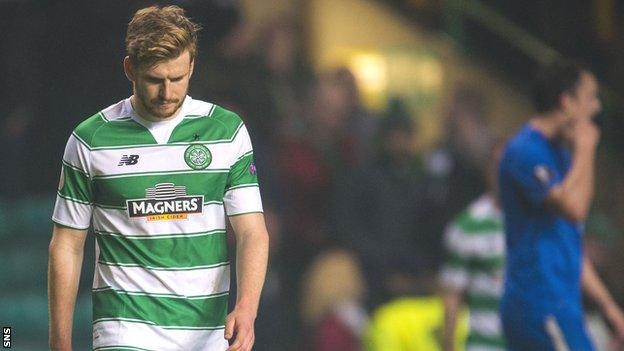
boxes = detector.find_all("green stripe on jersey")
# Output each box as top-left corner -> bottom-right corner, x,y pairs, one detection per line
467,294 -> 500,311
59,162 -> 92,202
92,172 -> 228,208
471,255 -> 505,272
168,112 -> 243,144
207,106 -> 243,131
227,153 -> 257,188
75,105 -> 244,149
445,252 -> 472,271
96,231 -> 227,269
74,106 -> 243,149
455,212 -> 502,234
73,112 -> 108,146
93,288 -> 228,328
75,114 -> 156,148
90,120 -> 156,148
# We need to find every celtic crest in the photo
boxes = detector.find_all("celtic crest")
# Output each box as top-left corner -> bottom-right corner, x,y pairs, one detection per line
184,144 -> 212,170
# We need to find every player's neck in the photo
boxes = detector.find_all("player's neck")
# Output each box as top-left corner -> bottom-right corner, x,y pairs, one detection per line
529,112 -> 565,140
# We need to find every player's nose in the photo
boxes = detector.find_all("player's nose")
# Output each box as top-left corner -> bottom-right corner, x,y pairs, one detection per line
159,81 -> 173,100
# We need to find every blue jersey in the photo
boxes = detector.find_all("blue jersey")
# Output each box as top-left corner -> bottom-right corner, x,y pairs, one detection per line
499,124 -> 582,315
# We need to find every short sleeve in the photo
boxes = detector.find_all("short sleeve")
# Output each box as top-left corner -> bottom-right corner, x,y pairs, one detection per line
505,147 -> 562,206
439,224 -> 472,291
52,133 -> 93,229
223,124 -> 263,216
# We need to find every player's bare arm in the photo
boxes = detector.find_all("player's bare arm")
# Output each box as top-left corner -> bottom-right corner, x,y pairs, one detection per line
581,256 -> 624,346
441,287 -> 463,351
545,119 -> 600,222
48,224 -> 88,351
225,212 -> 269,351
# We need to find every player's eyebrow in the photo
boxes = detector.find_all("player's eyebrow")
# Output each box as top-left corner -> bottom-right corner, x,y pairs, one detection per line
145,74 -> 186,82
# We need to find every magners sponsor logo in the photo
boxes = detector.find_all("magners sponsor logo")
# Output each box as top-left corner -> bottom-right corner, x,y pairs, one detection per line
127,183 -> 203,221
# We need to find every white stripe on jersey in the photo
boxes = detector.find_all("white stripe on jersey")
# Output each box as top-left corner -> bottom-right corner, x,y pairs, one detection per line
53,196 -> 92,229
93,262 -> 230,297
469,311 -> 503,337
439,267 -> 470,291
92,203 -> 227,236
446,226 -> 505,258
224,186 -> 263,216
470,272 -> 504,296
63,134 -> 91,173
92,320 -> 228,351
90,142 -> 243,177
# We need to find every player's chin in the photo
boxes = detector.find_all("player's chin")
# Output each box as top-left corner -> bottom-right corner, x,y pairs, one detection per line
149,106 -> 177,119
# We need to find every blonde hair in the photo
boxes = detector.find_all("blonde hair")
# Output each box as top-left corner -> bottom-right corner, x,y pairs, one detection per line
126,5 -> 201,68
301,249 -> 366,325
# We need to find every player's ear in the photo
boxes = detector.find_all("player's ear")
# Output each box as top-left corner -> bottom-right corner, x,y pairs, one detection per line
559,91 -> 574,114
189,59 -> 195,79
123,56 -> 135,82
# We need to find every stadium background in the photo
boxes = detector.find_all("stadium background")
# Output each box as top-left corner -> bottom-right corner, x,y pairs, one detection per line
1,0 -> 624,349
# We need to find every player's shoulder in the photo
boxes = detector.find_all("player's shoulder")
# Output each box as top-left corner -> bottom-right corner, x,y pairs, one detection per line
72,99 -> 130,148
185,96 -> 242,124
506,124 -> 543,152
182,96 -> 217,118
502,124 -> 550,166
453,195 -> 501,233
207,104 -> 244,129
194,99 -> 245,136
183,97 -> 246,142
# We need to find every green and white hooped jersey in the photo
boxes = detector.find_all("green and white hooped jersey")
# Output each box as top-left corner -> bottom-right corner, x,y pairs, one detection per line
52,96 -> 262,351
439,195 -> 506,351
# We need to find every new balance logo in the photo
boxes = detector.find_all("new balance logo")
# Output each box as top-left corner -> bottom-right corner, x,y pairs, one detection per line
118,155 -> 140,166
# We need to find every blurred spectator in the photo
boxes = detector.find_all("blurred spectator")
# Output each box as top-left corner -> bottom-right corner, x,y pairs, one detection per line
310,68 -> 377,167
249,17 -> 313,142
423,87 -> 492,249
286,68 -> 376,174
274,68 -> 376,285
364,296 -> 468,351
439,139 -> 506,351
332,100 -> 432,307
301,249 -> 369,351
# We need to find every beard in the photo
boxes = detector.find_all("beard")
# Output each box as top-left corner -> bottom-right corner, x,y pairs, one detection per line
135,88 -> 186,120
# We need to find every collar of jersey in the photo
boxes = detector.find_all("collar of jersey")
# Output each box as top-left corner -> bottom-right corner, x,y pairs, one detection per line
126,96 -> 191,144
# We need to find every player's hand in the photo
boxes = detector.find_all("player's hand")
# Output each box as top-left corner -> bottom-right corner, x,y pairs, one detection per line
225,306 -> 256,351
603,302 -> 624,349
571,119 -> 600,153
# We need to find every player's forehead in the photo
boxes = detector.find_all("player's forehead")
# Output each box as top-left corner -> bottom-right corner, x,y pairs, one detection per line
139,50 -> 192,78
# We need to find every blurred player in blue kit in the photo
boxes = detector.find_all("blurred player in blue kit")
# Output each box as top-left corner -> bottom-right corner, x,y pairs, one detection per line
499,60 -> 624,350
